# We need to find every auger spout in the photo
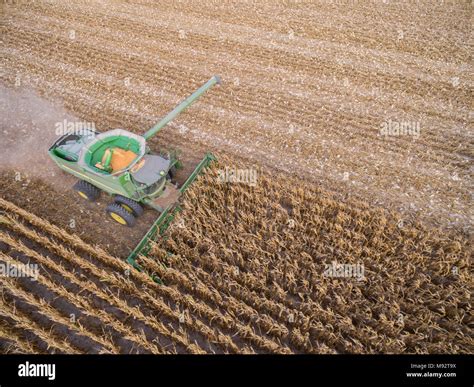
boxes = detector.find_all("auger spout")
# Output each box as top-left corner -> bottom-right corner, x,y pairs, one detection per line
142,75 -> 221,141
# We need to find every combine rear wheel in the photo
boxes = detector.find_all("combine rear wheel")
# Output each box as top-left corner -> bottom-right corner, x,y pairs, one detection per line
106,203 -> 136,227
73,180 -> 100,201
114,195 -> 144,217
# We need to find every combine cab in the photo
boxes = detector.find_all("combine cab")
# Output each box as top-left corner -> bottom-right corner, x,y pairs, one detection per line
48,76 -> 220,227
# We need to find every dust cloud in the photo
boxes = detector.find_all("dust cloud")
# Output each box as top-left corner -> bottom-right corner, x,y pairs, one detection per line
0,84 -> 78,184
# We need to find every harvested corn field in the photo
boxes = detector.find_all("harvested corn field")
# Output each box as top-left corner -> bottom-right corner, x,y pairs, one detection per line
1,0 -> 472,230
0,0 -> 473,356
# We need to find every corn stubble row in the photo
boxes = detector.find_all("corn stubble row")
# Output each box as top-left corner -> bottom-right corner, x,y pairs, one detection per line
144,163 -> 472,354
1,196 -> 288,353
0,198 -> 239,354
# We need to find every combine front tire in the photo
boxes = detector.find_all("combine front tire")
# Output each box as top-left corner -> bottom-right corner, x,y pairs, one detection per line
73,180 -> 100,201
106,203 -> 136,227
167,165 -> 177,180
114,195 -> 144,217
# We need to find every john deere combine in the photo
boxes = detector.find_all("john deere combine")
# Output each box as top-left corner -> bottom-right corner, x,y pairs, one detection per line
48,76 -> 220,227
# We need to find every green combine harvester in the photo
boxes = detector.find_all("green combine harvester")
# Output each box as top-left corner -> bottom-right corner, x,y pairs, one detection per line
48,75 -> 220,228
